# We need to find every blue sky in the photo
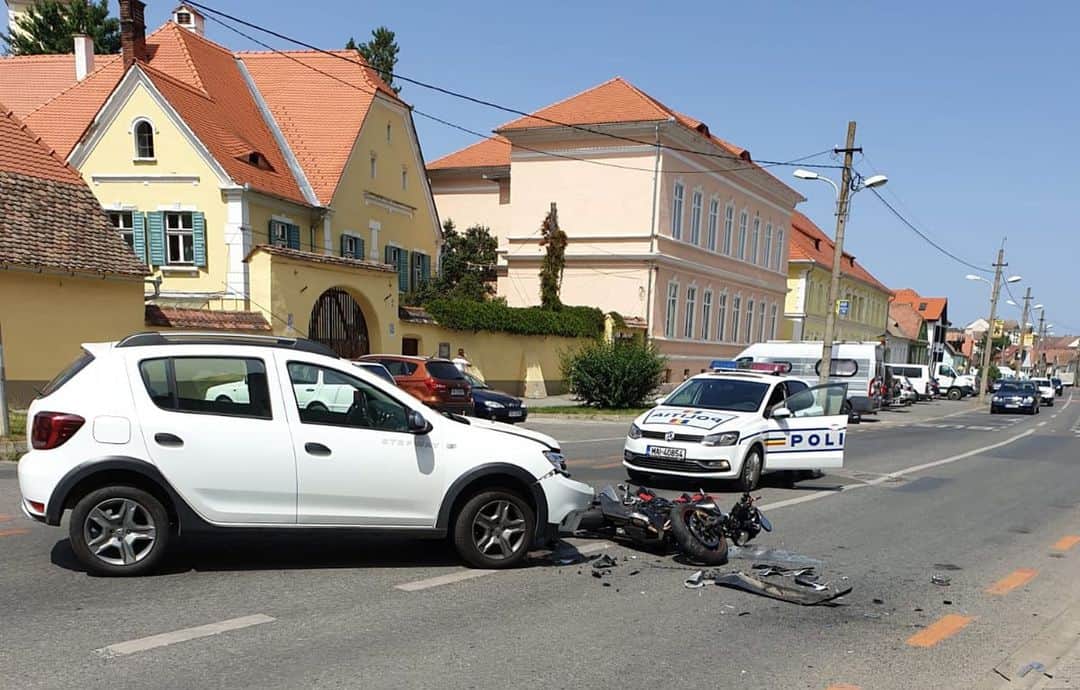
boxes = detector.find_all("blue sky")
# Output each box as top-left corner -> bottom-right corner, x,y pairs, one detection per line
12,1 -> 1078,332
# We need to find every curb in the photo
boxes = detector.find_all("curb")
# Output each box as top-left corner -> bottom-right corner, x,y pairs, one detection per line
979,591 -> 1080,688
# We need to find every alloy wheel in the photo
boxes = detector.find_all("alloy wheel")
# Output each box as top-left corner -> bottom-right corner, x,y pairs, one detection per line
471,499 -> 527,560
83,497 -> 158,567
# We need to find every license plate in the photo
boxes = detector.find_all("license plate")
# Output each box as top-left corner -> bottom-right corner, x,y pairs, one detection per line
1005,403 -> 1018,408
450,389 -> 465,397
646,445 -> 685,460
508,410 -> 523,418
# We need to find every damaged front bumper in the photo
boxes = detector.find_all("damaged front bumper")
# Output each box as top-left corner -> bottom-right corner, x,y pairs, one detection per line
539,473 -> 594,538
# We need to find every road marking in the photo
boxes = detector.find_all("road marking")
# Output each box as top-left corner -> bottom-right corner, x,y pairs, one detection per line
593,461 -> 625,469
759,428 -> 1036,513
0,514 -> 13,522
826,685 -> 861,690
562,437 -> 629,445
907,614 -> 974,648
1051,536 -> 1080,552
1038,421 -> 1047,427
395,542 -> 611,592
0,528 -> 30,537
94,614 -> 275,658
986,568 -> 1038,595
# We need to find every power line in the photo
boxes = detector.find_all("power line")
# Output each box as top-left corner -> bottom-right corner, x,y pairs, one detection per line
186,0 -> 845,172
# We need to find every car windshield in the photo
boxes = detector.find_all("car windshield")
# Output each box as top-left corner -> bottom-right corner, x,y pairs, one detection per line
1033,379 -> 1051,387
664,378 -> 769,412
463,373 -> 488,389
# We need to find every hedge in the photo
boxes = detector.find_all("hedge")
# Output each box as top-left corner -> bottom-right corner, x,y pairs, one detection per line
424,299 -> 606,338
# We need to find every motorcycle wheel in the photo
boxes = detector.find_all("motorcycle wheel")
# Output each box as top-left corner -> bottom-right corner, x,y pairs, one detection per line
669,504 -> 729,566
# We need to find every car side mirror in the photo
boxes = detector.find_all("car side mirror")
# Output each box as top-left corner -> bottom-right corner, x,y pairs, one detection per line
771,407 -> 792,420
407,410 -> 431,434
652,395 -> 667,407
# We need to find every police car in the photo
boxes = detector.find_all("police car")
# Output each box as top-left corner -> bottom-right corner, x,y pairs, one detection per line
623,361 -> 849,490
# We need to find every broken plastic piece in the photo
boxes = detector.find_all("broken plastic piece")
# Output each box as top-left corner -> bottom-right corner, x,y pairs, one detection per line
1017,661 -> 1046,678
592,554 -> 619,570
684,570 -> 706,589
931,575 -> 951,586
712,571 -> 852,606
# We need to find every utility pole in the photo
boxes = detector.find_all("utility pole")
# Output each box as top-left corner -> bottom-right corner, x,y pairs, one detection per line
1034,309 -> 1046,376
819,121 -> 858,385
1017,287 -> 1032,374
977,248 -> 1006,404
0,323 -> 9,437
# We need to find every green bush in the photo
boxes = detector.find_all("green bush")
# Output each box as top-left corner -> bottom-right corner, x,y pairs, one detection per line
562,340 -> 667,408
424,299 -> 605,338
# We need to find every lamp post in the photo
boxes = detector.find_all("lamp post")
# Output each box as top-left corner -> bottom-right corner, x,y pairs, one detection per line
966,271 -> 1021,402
792,123 -> 886,385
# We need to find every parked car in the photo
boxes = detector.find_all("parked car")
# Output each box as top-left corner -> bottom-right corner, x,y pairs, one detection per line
896,376 -> 918,406
1052,377 -> 1064,397
359,355 -> 472,415
463,373 -> 528,423
990,381 -> 1040,415
17,333 -> 594,576
933,363 -> 977,400
353,360 -> 396,386
1031,378 -> 1056,406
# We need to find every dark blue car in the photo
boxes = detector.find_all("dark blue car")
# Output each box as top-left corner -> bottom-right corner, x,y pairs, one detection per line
463,373 -> 528,423
990,381 -> 1039,415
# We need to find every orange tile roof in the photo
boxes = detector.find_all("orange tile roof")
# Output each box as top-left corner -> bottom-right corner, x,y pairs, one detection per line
0,105 -> 84,184
498,77 -> 675,131
145,305 -> 271,331
427,135 -> 511,170
891,288 -> 948,321
0,54 -> 81,118
788,211 -> 891,293
239,49 -> 402,204
888,302 -> 925,341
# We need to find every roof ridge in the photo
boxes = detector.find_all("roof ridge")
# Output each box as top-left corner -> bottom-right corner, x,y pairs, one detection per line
140,62 -> 212,100
496,76 -> 640,129
160,22 -> 208,94
21,54 -> 122,119
615,77 -> 680,121
0,53 -> 78,61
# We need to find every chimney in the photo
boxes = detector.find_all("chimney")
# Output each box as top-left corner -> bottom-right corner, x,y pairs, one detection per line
73,34 -> 94,80
119,0 -> 147,68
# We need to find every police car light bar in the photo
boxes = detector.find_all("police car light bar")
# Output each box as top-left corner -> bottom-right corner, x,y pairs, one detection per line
709,360 -> 739,370
748,362 -> 792,375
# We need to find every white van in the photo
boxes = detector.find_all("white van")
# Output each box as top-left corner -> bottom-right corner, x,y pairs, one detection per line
885,364 -> 931,400
735,341 -> 885,416
934,363 -> 976,400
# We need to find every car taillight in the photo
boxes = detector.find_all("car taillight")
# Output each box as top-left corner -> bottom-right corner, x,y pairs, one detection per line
31,412 -> 85,450
424,378 -> 448,394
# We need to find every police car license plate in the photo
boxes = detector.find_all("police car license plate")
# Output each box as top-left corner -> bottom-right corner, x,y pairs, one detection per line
646,445 -> 685,460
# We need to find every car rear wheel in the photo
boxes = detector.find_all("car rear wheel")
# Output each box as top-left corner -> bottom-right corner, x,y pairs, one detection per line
453,489 -> 535,569
737,448 -> 763,492
947,388 -> 962,401
69,486 -> 169,577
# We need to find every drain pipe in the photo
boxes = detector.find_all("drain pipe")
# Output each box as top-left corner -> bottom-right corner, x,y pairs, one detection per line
644,122 -> 662,342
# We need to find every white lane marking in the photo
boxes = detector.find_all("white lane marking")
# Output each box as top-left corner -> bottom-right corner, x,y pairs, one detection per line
758,428 -> 1037,513
95,614 -> 275,658
1038,421 -> 1048,427
395,542 -> 610,592
562,437 -> 630,444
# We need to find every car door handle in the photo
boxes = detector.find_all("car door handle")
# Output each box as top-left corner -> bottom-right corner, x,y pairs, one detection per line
154,432 -> 184,448
304,388 -> 316,392
305,442 -> 332,457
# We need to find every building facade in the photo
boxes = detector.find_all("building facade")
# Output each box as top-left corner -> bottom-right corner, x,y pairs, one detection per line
890,288 -> 949,365
428,77 -> 803,378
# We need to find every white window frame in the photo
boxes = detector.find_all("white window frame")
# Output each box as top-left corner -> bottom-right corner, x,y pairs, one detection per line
132,117 -> 156,161
774,228 -> 785,270
701,290 -> 713,341
750,215 -> 760,265
684,285 -> 697,339
370,153 -> 377,179
717,291 -> 728,342
769,303 -> 778,339
664,281 -> 679,338
671,182 -> 685,240
763,222 -> 773,268
689,190 -> 702,245
269,218 -> 290,247
737,210 -> 748,260
342,233 -> 363,259
108,209 -> 135,249
757,300 -> 766,343
731,294 -> 742,343
744,298 -> 755,344
706,198 -> 719,251
165,210 -> 194,265
401,166 -> 408,191
723,204 -> 734,255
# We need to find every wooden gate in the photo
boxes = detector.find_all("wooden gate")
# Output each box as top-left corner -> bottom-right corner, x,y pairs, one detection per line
308,288 -> 370,358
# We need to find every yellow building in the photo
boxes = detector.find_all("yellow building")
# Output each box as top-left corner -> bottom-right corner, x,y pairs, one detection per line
2,2 -> 441,357
782,212 -> 892,342
0,106 -> 147,406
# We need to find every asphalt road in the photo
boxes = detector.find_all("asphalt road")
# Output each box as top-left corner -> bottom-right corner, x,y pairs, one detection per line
2,396 -> 1079,689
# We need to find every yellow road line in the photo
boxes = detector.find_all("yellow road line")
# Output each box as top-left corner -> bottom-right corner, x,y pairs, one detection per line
1051,535 -> 1080,552
986,568 -> 1039,595
0,528 -> 30,537
907,614 -> 974,648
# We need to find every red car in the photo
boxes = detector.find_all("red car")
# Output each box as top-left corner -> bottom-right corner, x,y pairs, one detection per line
358,355 -> 472,415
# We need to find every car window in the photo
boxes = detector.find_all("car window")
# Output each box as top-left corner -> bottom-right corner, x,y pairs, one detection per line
379,359 -> 418,377
764,383 -> 786,413
139,357 -> 272,419
290,363 -> 319,385
41,349 -> 95,397
815,358 -> 858,377
426,361 -> 466,380
781,383 -> 848,418
354,363 -> 396,385
288,362 -> 409,432
665,378 -> 769,412
785,380 -> 809,397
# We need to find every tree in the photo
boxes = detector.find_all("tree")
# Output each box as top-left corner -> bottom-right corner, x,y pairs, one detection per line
346,26 -> 400,94
538,202 -> 567,310
403,219 -> 498,305
2,0 -> 119,56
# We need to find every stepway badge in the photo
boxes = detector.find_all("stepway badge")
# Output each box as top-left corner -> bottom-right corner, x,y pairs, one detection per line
643,409 -> 734,431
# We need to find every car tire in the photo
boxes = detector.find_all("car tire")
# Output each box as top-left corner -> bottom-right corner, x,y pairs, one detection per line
990,406 -> 998,414
453,489 -> 535,569
69,486 -> 170,577
215,395 -> 233,404
947,388 -> 962,401
737,447 -> 763,492
307,402 -> 328,412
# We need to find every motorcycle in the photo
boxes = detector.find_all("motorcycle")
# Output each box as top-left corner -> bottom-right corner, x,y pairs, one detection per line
579,484 -> 772,565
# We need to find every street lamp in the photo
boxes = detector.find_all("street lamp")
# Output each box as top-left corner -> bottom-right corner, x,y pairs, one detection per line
793,167 -> 887,384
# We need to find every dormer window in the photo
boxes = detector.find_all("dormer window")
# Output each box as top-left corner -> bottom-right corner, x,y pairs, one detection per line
918,302 -> 928,311
133,118 -> 155,160
176,11 -> 191,25
242,151 -> 274,171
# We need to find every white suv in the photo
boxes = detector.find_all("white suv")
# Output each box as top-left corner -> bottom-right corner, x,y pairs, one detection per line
17,333 -> 593,576
624,371 -> 849,490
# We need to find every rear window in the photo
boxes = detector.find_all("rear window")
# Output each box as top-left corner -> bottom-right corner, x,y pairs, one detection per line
40,349 -> 95,397
426,361 -> 465,380
378,359 -> 419,376
815,358 -> 859,377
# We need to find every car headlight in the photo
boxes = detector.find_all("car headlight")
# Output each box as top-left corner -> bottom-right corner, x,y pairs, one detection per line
992,396 -> 1001,403
702,431 -> 740,447
627,423 -> 643,439
542,450 -> 567,472
520,401 -> 528,409
1023,396 -> 1034,403
483,400 -> 505,409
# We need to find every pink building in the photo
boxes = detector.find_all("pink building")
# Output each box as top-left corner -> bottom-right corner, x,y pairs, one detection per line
427,78 -> 803,379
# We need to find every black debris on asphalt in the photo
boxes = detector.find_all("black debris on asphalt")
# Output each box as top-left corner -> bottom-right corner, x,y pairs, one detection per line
591,554 -> 619,570
684,569 -> 853,605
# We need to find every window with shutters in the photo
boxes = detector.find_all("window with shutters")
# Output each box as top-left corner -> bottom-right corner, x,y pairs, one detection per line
133,119 -> 155,160
341,234 -> 363,259
270,220 -> 289,248
165,211 -> 194,264
109,211 -> 134,249
385,245 -> 409,292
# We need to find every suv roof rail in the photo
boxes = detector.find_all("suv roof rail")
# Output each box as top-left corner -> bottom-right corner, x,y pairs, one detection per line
115,331 -> 339,358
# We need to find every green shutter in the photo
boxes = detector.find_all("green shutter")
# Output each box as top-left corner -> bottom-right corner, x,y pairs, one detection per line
147,211 -> 165,265
397,248 -> 409,292
131,211 -> 148,264
287,223 -> 301,250
420,253 -> 431,284
340,233 -> 352,258
384,244 -> 395,265
192,211 -> 207,268
356,237 -> 366,261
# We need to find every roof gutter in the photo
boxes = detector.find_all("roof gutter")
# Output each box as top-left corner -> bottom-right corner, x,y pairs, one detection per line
0,261 -> 147,283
